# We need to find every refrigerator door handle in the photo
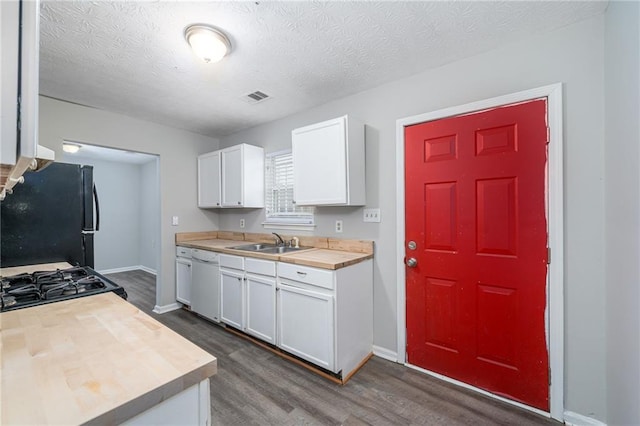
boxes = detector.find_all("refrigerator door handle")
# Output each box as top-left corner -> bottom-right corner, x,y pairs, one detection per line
93,183 -> 100,231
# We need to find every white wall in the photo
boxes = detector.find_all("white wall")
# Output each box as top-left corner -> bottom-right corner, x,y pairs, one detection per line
62,155 -> 142,271
605,2 -> 640,424
39,96 -> 219,309
219,16 -> 607,420
139,159 -> 160,272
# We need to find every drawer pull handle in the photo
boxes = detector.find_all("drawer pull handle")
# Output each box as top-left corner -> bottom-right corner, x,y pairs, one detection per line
296,271 -> 307,276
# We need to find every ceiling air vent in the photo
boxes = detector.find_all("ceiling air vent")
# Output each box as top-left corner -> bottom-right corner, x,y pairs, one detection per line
242,90 -> 271,104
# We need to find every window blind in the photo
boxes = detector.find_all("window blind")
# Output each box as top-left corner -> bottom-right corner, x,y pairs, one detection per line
265,150 -> 314,224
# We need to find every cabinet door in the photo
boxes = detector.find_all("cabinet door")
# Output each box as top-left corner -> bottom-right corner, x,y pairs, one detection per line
245,274 -> 276,344
1,1 -> 19,165
198,151 -> 221,208
18,0 -> 39,159
220,268 -> 245,329
221,146 -> 243,207
292,117 -> 347,205
277,282 -> 335,372
175,258 -> 191,305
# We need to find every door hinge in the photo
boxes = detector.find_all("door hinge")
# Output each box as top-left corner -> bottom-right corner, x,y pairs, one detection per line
546,127 -> 550,144
547,247 -> 551,265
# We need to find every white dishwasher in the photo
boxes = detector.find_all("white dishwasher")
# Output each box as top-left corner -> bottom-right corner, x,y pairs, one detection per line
191,249 -> 220,323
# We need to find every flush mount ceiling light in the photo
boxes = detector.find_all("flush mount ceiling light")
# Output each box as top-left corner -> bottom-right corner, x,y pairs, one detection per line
62,142 -> 81,153
184,24 -> 231,63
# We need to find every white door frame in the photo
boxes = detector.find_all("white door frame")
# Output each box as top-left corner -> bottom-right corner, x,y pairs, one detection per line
395,83 -> 564,421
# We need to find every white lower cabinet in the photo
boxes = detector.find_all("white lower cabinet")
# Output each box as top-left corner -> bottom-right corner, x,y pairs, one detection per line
176,256 -> 192,306
123,379 -> 210,426
276,260 -> 373,377
245,258 -> 277,344
219,255 -> 277,343
195,249 -> 373,379
277,282 -> 334,371
220,266 -> 245,330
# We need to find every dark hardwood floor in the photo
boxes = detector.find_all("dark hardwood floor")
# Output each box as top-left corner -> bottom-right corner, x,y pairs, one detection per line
106,270 -> 558,426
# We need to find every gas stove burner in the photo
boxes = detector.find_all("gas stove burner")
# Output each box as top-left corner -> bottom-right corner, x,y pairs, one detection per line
34,268 -> 87,285
1,295 -> 17,309
6,284 -> 39,297
0,266 -> 127,312
62,285 -> 87,296
1,273 -> 35,288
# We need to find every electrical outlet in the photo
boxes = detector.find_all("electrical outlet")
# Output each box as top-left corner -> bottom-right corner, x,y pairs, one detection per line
363,208 -> 381,223
335,220 -> 343,233
172,216 -> 179,226
240,218 -> 245,228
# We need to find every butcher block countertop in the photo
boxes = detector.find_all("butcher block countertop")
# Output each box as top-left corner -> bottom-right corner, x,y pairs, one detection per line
176,232 -> 374,270
1,289 -> 217,425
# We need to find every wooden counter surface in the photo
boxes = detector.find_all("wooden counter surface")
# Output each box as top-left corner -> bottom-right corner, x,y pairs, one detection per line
1,292 -> 217,425
279,249 -> 373,270
179,239 -> 372,270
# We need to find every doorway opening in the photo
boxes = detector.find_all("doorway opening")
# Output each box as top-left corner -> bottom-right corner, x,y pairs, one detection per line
61,142 -> 161,307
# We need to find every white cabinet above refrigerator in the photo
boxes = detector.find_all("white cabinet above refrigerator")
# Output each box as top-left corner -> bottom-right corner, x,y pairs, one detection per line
1,0 -> 55,200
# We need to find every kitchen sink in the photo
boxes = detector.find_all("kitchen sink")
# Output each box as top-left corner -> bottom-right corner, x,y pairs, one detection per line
259,246 -> 307,254
228,243 -> 308,254
229,243 -> 277,252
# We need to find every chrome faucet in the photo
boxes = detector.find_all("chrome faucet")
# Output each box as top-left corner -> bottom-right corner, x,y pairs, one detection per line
272,232 -> 285,246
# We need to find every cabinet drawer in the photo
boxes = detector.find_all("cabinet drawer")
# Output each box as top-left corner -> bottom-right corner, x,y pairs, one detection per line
245,258 -> 276,277
176,246 -> 192,258
278,262 -> 334,290
219,254 -> 244,270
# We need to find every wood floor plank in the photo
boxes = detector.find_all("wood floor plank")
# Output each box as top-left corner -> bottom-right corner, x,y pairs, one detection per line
106,270 -> 559,426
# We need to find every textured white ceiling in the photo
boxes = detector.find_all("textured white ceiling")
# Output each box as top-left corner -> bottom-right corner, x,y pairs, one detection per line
39,1 -> 607,138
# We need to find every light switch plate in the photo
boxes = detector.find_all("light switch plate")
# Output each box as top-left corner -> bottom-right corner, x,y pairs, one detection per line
172,216 -> 179,226
363,208 -> 381,223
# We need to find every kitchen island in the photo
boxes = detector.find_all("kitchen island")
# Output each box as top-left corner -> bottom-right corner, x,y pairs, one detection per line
0,263 -> 217,425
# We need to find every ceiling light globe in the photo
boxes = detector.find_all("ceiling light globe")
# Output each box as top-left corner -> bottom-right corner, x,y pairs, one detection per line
185,25 -> 231,64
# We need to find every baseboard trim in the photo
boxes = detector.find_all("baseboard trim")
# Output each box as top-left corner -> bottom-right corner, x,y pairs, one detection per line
99,265 -> 156,275
563,411 -> 607,426
138,265 -> 157,275
153,303 -> 181,314
372,345 -> 398,363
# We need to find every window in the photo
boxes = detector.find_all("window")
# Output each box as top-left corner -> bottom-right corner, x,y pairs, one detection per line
263,149 -> 314,228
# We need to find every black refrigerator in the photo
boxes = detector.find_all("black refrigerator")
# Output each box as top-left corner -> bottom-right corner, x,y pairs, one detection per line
1,162 -> 100,268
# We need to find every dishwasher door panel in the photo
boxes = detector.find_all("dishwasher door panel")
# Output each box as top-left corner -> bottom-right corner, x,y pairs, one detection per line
191,258 -> 220,322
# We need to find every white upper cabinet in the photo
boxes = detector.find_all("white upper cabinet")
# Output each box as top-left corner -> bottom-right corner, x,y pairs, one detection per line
1,0 -> 20,166
198,143 -> 264,209
292,115 -> 365,206
1,0 -> 54,200
197,151 -> 221,208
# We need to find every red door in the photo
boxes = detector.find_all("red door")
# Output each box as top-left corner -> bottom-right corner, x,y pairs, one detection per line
405,99 -> 549,410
